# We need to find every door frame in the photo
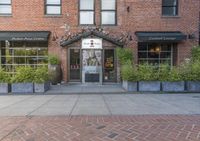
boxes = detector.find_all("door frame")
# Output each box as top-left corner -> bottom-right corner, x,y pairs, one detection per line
68,47 -> 82,82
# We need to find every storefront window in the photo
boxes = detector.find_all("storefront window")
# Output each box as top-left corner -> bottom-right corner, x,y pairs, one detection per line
138,43 -> 174,67
0,41 -> 48,75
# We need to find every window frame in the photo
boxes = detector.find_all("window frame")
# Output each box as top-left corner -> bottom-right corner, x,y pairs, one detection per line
162,0 -> 178,16
100,0 -> 117,26
79,0 -> 95,26
0,0 -> 12,15
45,0 -> 62,15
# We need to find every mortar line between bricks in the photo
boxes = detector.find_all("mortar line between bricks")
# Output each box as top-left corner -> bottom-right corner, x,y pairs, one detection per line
69,95 -> 80,117
0,95 -> 35,110
26,95 -> 57,116
102,94 -> 112,115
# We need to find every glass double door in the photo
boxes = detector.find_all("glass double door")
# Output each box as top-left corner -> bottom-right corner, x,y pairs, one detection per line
69,49 -> 116,83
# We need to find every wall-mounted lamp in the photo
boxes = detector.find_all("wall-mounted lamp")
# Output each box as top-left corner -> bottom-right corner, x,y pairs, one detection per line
188,34 -> 195,39
127,6 -> 130,13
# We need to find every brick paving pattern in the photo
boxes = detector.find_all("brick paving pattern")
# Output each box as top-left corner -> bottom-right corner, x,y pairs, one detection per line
0,115 -> 200,141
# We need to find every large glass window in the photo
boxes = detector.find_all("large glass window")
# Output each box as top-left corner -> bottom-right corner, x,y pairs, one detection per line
79,0 -> 94,25
138,43 -> 174,67
162,0 -> 178,16
101,0 -> 116,25
0,41 -> 48,75
0,0 -> 12,15
45,0 -> 61,15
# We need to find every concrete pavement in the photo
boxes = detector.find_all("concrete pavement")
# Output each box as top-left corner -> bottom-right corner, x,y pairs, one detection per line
0,94 -> 199,116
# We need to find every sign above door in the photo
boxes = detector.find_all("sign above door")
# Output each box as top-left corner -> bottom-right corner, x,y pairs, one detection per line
82,38 -> 102,49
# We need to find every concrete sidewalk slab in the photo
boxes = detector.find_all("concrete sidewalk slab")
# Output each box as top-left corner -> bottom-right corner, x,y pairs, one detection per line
0,94 -> 199,116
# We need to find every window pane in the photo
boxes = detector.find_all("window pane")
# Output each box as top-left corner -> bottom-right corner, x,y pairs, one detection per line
46,0 -> 60,4
101,11 -> 115,25
80,11 -> 94,24
138,43 -> 148,51
46,6 -> 61,14
163,0 -> 177,6
162,7 -> 177,16
101,0 -> 116,10
0,0 -> 11,4
80,0 -> 94,10
0,5 -> 11,14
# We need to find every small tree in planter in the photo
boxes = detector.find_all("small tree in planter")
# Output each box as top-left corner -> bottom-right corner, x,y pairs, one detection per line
121,61 -> 138,91
11,66 -> 34,93
34,66 -> 50,93
138,63 -> 161,92
48,54 -> 61,85
0,68 -> 11,94
116,48 -> 134,65
162,67 -> 185,92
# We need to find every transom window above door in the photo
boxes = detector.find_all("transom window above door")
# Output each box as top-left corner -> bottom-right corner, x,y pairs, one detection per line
79,0 -> 94,25
45,0 -> 61,15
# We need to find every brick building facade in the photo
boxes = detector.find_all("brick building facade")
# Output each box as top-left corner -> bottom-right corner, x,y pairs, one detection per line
0,0 -> 199,83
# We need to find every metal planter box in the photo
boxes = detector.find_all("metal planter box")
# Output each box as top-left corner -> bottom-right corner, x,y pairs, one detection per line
162,81 -> 185,92
186,81 -> 200,92
122,80 -> 138,92
34,82 -> 50,93
0,83 -> 11,94
11,83 -> 34,93
138,81 -> 161,92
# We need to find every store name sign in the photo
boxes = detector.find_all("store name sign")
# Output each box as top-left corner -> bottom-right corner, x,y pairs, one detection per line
148,37 -> 177,41
11,37 -> 46,41
82,39 -> 102,49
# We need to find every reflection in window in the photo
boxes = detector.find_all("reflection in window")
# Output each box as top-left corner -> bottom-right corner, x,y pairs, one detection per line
0,0 -> 12,15
101,0 -> 116,25
138,43 -> 174,67
0,41 -> 48,75
162,0 -> 178,16
79,0 -> 94,25
45,0 -> 61,15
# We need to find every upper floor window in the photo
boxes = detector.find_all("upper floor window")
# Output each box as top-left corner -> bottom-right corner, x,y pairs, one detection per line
79,0 -> 94,25
0,0 -> 12,15
101,0 -> 116,25
45,0 -> 61,15
162,0 -> 178,16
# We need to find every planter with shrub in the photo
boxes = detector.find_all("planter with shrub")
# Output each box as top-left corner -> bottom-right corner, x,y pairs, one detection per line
34,66 -> 50,93
48,54 -> 61,85
0,68 -> 11,94
161,67 -> 185,92
138,64 -> 161,92
181,48 -> 200,92
121,61 -> 138,92
11,66 -> 34,93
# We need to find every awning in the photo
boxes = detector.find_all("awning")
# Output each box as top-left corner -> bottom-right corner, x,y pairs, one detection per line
0,31 -> 51,41
135,31 -> 187,42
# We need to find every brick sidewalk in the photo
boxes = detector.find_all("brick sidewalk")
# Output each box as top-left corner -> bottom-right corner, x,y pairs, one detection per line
0,115 -> 200,141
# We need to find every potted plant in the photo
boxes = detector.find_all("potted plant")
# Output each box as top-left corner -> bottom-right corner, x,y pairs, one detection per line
121,61 -> 138,92
0,68 -> 11,94
34,66 -> 50,93
11,66 -> 34,93
138,63 -> 161,92
161,67 -> 185,92
48,54 -> 61,85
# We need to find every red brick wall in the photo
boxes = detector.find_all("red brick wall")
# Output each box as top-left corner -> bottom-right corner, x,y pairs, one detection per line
0,0 -> 199,82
